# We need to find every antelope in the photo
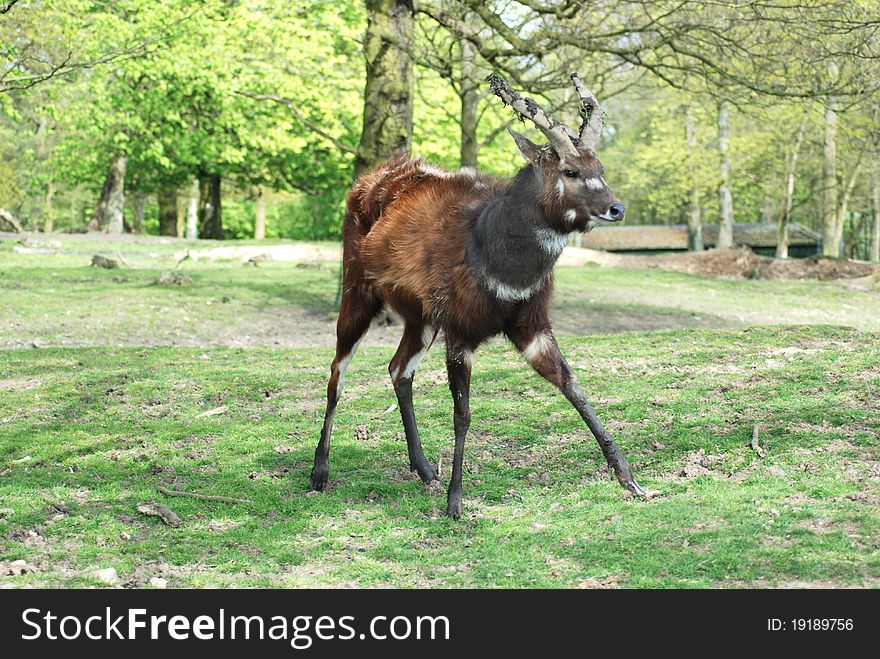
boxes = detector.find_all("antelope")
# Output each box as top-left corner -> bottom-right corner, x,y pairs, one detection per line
310,73 -> 649,519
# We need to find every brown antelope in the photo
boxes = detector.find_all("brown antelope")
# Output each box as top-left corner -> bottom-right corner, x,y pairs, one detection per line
310,73 -> 649,519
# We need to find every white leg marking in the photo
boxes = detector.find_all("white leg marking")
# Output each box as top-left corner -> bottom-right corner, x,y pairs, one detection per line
455,349 -> 474,399
522,332 -> 552,362
336,336 -> 363,398
461,349 -> 474,370
401,347 -> 427,380
395,326 -> 435,382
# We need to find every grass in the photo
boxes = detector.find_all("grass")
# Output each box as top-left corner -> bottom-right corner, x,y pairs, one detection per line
0,237 -> 878,588
2,238 -> 879,350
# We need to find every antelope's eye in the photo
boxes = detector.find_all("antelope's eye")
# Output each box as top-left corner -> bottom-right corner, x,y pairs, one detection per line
562,170 -> 579,178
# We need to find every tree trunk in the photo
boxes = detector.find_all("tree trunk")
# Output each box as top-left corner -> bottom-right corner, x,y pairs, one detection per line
133,194 -> 146,234
186,178 -> 199,240
29,200 -> 40,232
104,154 -> 127,234
43,182 -> 54,233
459,38 -> 478,168
821,98 -> 839,256
254,187 -> 266,240
776,115 -> 807,259
158,190 -> 178,237
70,188 -> 82,228
871,168 -> 880,262
89,175 -> 112,230
198,173 -> 223,239
354,0 -> 414,178
32,115 -> 47,232
685,106 -> 704,252
716,102 -> 734,249
176,194 -> 184,237
834,157 -> 862,255
90,155 -> 126,232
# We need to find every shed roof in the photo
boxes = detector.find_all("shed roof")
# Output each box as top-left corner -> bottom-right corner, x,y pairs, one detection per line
582,222 -> 819,251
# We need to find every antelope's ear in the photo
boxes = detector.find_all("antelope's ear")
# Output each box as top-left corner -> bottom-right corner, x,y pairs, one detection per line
508,128 -> 542,164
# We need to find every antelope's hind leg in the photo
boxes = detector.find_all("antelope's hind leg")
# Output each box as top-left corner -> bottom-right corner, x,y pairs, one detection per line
310,290 -> 379,492
389,322 -> 439,485
444,338 -> 473,520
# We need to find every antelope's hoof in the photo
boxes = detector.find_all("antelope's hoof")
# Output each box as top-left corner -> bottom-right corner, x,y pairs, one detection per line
621,477 -> 660,499
410,460 -> 438,485
446,492 -> 463,520
309,468 -> 329,492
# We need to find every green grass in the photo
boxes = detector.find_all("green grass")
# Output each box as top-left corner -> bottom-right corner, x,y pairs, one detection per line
0,238 -> 878,588
2,239 -> 879,350
0,248 -> 338,349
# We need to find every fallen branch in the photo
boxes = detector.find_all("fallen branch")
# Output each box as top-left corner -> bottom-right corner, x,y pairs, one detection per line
0,208 -> 24,233
115,250 -> 134,268
158,486 -> 252,505
750,425 -> 767,458
137,502 -> 181,527
196,405 -> 228,418
174,250 -> 191,269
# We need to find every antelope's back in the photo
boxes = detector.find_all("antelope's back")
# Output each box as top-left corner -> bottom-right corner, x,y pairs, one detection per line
345,155 -> 503,320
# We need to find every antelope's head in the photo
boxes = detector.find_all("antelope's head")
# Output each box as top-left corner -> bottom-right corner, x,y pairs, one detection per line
488,73 -> 624,234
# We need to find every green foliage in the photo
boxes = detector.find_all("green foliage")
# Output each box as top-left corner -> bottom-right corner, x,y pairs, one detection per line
2,1 -> 366,235
2,1 -> 877,242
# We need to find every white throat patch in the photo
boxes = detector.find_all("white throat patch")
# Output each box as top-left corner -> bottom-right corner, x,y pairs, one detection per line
486,274 -> 548,302
534,227 -> 568,257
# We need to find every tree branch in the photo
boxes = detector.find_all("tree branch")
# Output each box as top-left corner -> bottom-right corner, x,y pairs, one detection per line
1,10 -> 201,94
234,89 -> 358,155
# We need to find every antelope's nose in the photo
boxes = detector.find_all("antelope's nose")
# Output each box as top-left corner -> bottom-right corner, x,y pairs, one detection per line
609,202 -> 625,221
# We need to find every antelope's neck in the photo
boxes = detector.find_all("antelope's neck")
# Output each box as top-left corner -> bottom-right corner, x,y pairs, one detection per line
467,166 -> 569,303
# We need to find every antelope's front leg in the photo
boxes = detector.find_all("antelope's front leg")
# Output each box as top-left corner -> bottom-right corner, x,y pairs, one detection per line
445,339 -> 473,519
515,329 -> 649,497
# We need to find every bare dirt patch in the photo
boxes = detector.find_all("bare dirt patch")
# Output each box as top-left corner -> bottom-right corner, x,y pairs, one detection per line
664,448 -> 724,481
177,243 -> 342,264
623,247 -> 879,281
0,377 -> 44,391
